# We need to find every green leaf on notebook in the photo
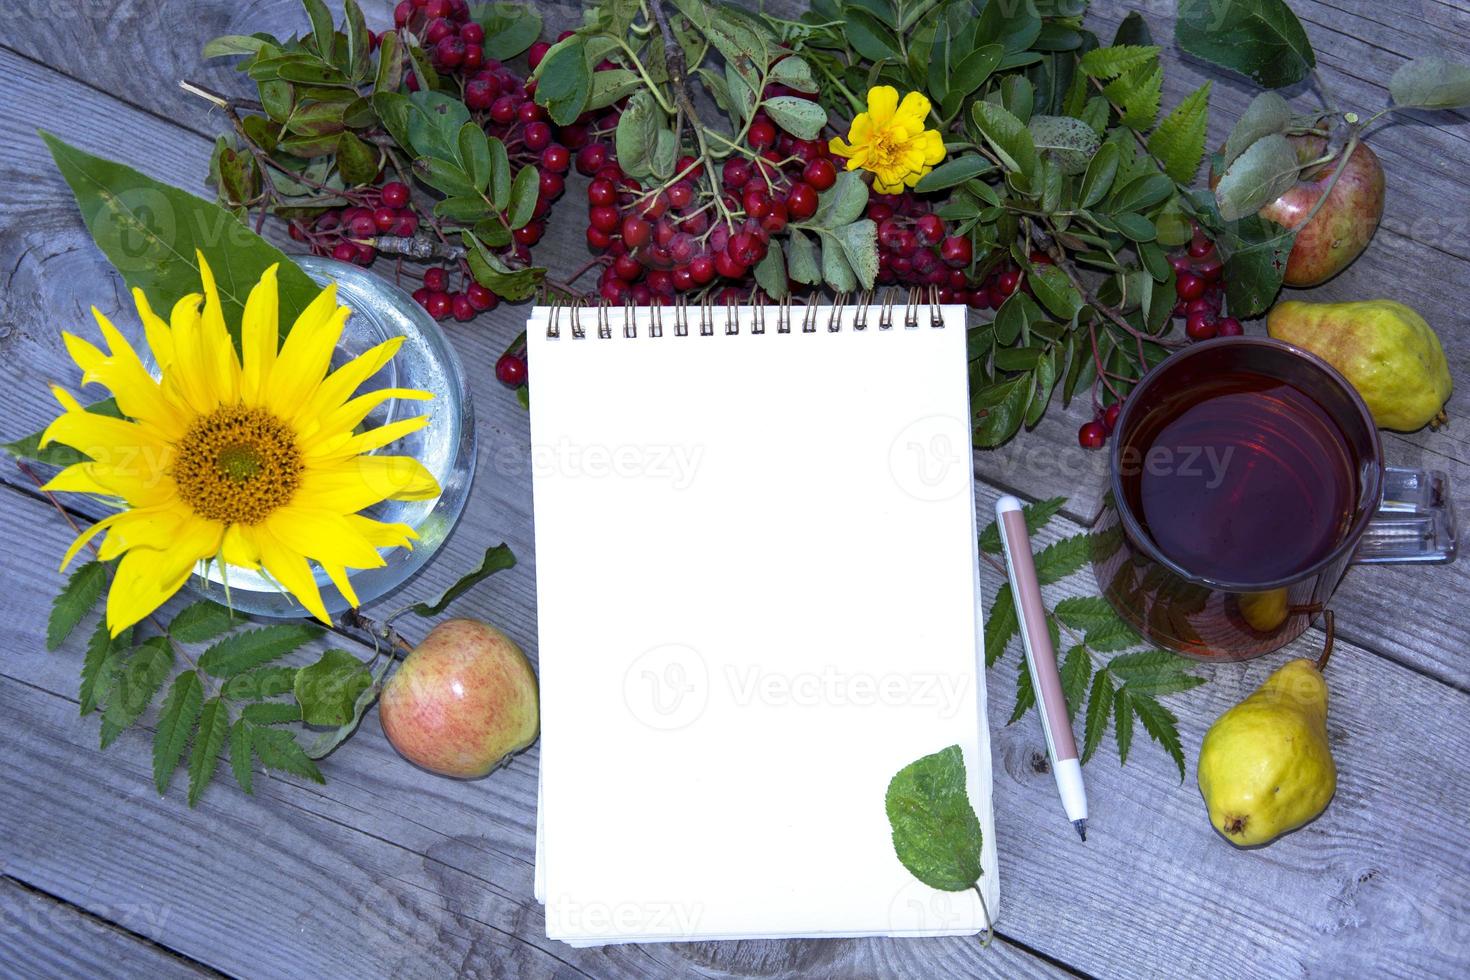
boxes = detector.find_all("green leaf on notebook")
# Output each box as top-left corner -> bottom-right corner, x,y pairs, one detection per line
885,744 -> 984,892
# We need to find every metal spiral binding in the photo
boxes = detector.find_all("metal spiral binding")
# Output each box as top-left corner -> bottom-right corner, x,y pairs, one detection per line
543,288 -> 945,339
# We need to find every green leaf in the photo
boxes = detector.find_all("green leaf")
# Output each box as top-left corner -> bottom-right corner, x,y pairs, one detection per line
455,122 -> 491,193
820,236 -> 857,293
168,601 -> 236,644
405,91 -> 471,163
1054,596 -> 1119,632
486,137 -> 511,211
251,725 -> 325,783
1080,668 -> 1113,763
534,36 -> 591,125
768,54 -> 818,93
1113,687 -> 1134,764
1080,44 -> 1160,79
1223,91 -> 1292,168
1148,83 -> 1211,184
1175,0 -> 1315,89
507,165 -> 539,230
753,239 -> 788,299
1213,132 -> 1298,221
342,0 -> 371,79
1111,172 -> 1174,214
1082,616 -> 1144,653
885,745 -> 983,892
80,621 -> 130,715
100,637 -> 173,749
914,157 -> 996,193
833,220 -> 879,290
942,45 -> 1005,116
188,697 -> 230,806
294,649 -> 373,726
971,101 -> 1039,191
39,133 -> 319,339
152,670 -> 203,794
409,542 -> 517,617
1033,533 -> 1090,585
1078,141 -> 1119,209
1219,212 -> 1296,317
221,665 -> 298,701
671,0 -> 770,87
1109,649 -> 1206,696
1059,645 -> 1092,722
241,700 -> 303,725
464,234 -> 545,301
811,170 -> 869,227
586,68 -> 642,112
1130,693 -> 1186,780
198,625 -> 320,678
302,655 -> 390,759
1104,63 -> 1163,129
985,582 -> 1018,667
48,560 -> 107,651
472,1 -> 543,60
615,91 -> 662,179
786,230 -> 821,285
1028,265 -> 1083,320
335,131 -> 378,185
1027,115 -> 1099,175
1112,213 -> 1156,242
1008,653 -> 1035,724
230,718 -> 254,794
764,96 -> 826,140
978,496 -> 1065,553
301,0 -> 337,64
1389,57 -> 1470,110
204,35 -> 272,58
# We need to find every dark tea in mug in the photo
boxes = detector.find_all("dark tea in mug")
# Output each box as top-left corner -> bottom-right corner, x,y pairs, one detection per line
1118,368 -> 1360,585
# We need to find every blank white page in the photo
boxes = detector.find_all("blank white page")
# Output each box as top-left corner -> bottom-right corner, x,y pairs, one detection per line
528,303 -> 997,944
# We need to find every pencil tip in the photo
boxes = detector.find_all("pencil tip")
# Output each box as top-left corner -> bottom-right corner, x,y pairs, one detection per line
1073,819 -> 1087,842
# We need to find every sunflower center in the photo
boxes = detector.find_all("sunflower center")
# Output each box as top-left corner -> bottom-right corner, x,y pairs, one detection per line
174,405 -> 301,525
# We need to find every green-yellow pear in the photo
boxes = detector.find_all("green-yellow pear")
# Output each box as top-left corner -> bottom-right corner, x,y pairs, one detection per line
1197,659 -> 1336,847
379,619 -> 539,778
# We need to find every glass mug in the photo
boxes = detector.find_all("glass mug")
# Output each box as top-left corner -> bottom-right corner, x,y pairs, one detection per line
1091,337 -> 1457,661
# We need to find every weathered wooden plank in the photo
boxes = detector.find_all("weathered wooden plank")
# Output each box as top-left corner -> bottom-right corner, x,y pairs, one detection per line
5,473 -> 1468,977
0,877 -> 215,980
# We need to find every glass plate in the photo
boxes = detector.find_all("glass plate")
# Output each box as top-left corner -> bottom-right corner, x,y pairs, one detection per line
187,256 -> 477,617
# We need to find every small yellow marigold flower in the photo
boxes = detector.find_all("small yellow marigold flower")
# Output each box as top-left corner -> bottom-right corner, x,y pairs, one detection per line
829,86 -> 946,195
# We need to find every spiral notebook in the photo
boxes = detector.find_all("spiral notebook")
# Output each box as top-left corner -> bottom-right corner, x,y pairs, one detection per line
527,297 -> 998,946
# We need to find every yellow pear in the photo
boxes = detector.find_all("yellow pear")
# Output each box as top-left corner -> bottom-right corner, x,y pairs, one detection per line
1267,299 -> 1451,431
1197,659 -> 1336,846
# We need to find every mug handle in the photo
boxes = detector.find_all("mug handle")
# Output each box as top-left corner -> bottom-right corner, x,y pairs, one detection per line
1353,467 -> 1458,564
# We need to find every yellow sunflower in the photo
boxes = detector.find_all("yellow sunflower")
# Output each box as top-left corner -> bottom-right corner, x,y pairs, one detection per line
41,254 -> 439,634
829,86 -> 946,194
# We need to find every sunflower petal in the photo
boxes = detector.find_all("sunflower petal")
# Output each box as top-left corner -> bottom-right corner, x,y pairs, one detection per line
105,543 -> 203,636
164,292 -> 217,414
309,387 -> 433,446
194,252 -> 242,405
322,563 -> 361,609
221,524 -> 261,569
266,303 -> 351,418
296,455 -> 440,513
132,288 -> 175,371
42,461 -> 174,508
266,507 -> 387,570
346,515 -> 418,550
41,385 -> 169,466
253,524 -> 330,623
241,263 -> 280,405
296,336 -> 405,425
57,513 -> 122,570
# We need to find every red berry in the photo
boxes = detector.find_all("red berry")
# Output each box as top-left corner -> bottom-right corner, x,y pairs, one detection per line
786,182 -> 818,219
1185,310 -> 1218,340
1195,254 -> 1224,281
380,181 -> 410,208
424,267 -> 448,291
589,205 -> 619,233
452,293 -> 475,321
576,143 -> 609,176
722,158 -> 752,190
742,186 -> 771,220
514,220 -> 544,246
1078,421 -> 1107,449
527,41 -> 551,71
464,78 -> 496,110
939,236 -> 972,267
995,269 -> 1021,298
348,214 -> 377,238
747,118 -> 777,150
540,144 -> 570,173
613,254 -> 642,281
394,1 -> 413,26
426,290 -> 452,320
536,171 -> 564,201
714,250 -> 747,279
331,242 -> 358,262
523,121 -> 552,151
434,35 -> 465,68
621,215 -> 652,247
1188,237 -> 1215,259
802,157 -> 837,191
1176,272 -> 1206,301
759,199 -> 788,234
1103,402 -> 1122,433
412,287 -> 430,307
426,19 -> 453,44
518,101 -> 545,124
689,254 -> 716,284
671,266 -> 695,291
372,206 -> 397,231
392,214 -> 418,236
466,282 -> 497,311
459,21 -> 484,43
1216,316 -> 1244,336
462,44 -> 483,71
587,179 -> 616,207
586,226 -> 612,250
425,0 -> 451,17
490,95 -> 517,125
496,353 -> 527,386
915,214 -> 945,246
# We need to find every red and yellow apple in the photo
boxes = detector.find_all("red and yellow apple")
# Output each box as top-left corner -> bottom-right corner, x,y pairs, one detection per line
379,618 -> 539,778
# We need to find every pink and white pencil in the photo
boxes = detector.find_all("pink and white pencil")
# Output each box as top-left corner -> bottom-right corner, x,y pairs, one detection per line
995,495 -> 1089,841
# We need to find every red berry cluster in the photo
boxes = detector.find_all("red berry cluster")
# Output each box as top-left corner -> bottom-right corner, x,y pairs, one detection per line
1169,228 -> 1239,341
291,180 -> 418,266
411,265 -> 499,322
558,64 -> 841,303
871,193 -> 977,297
1078,401 -> 1123,449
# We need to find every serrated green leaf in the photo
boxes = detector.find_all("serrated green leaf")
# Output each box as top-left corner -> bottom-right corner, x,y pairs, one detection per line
241,701 -> 303,725
1218,212 -> 1295,317
1084,617 -> 1144,652
408,542 -> 516,618
168,601 -> 236,644
1176,0 -> 1315,89
753,239 -> 788,299
230,718 -> 254,794
1104,63 -> 1163,130
222,665 -> 298,701
100,637 -> 173,749
786,229 -> 821,285
1008,654 -> 1035,724
1223,91 -> 1292,168
1054,596 -> 1118,632
885,744 -> 983,892
1130,693 -> 1186,780
252,726 -> 325,783
979,496 -> 1066,553
188,697 -> 230,806
1059,645 -> 1092,723
1080,44 -> 1160,79
1080,669 -> 1113,763
1389,57 -> 1470,110
48,560 -> 107,651
1113,686 -> 1134,764
821,235 -> 857,293
834,220 -> 879,290
198,625 -> 319,678
1148,83 -> 1211,184
1213,132 -> 1299,221
152,670 -> 204,794
811,170 -> 869,227
80,620 -> 130,715
985,582 -> 1018,667
294,649 -> 372,727
1033,534 -> 1090,585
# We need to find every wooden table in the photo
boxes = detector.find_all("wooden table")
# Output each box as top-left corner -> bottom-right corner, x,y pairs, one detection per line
3,2 -> 1467,976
